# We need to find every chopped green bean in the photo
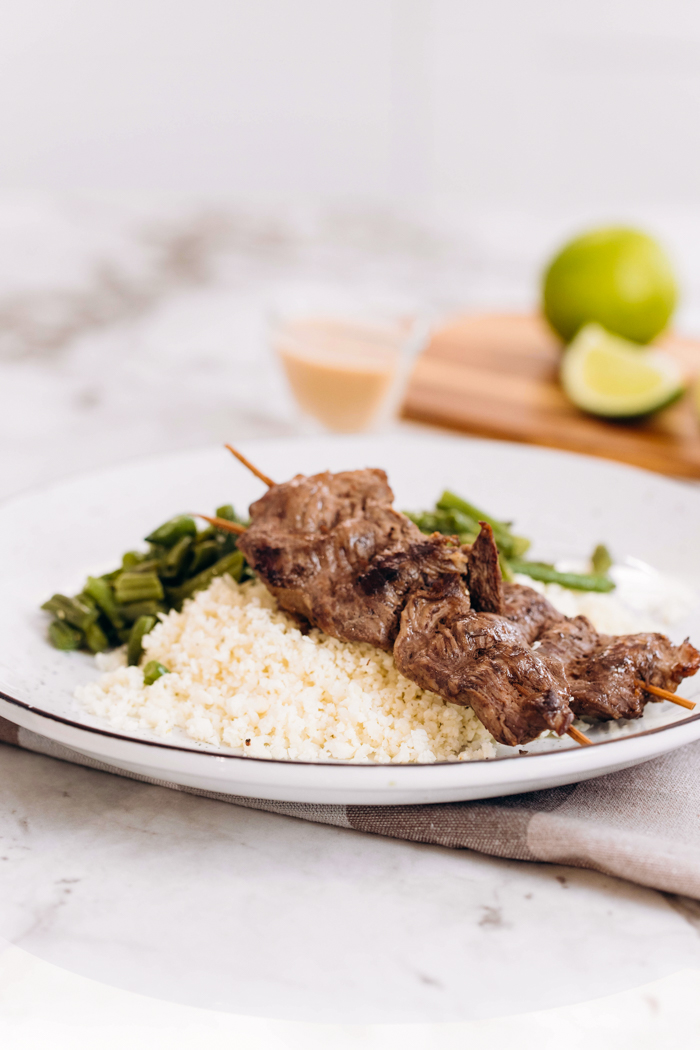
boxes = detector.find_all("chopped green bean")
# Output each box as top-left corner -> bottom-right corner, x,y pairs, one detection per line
84,576 -> 123,629
215,504 -> 236,521
143,660 -> 170,685
213,504 -> 248,557
84,622 -> 110,653
498,554 -> 514,582
188,539 -> 220,576
145,515 -> 197,548
115,572 -> 164,604
127,615 -> 157,666
591,543 -> 613,576
405,509 -> 478,541
122,550 -> 149,570
119,600 -> 165,623
168,550 -> 244,607
509,559 -> 615,593
100,567 -> 123,583
48,620 -> 83,650
437,491 -> 531,558
158,535 -> 194,580
41,593 -> 99,632
437,490 -> 507,530
128,558 -> 161,574
216,504 -> 248,526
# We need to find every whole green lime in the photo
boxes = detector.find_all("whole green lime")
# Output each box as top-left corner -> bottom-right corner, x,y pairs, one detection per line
542,227 -> 678,344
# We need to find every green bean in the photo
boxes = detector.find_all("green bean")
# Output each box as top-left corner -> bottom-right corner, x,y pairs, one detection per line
498,554 -> 514,582
404,511 -> 479,549
84,622 -> 110,653
437,489 -> 506,528
84,576 -> 123,629
100,567 -> 123,583
188,539 -> 220,576
48,620 -> 83,650
115,572 -> 164,604
158,535 -> 193,580
216,504 -> 248,525
119,600 -> 165,623
168,550 -> 244,607
437,491 -> 531,558
122,551 -> 150,570
213,505 -> 248,555
591,543 -> 613,576
143,660 -> 170,685
128,558 -> 161,574
215,504 -> 236,521
41,593 -> 99,632
127,615 -> 157,666
509,559 -> 615,593
145,516 -> 197,548
405,509 -> 479,539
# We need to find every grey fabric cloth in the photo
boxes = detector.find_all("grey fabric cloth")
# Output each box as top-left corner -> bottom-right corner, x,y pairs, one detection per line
2,714 -> 699,898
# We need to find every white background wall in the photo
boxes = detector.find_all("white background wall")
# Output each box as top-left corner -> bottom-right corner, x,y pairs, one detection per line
1,0 -> 700,215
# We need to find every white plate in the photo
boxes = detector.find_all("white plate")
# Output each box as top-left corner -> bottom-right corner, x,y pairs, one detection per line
1,432 -> 700,804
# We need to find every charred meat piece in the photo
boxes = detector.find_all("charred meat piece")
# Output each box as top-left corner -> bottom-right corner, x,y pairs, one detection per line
502,581 -> 564,643
466,522 -> 504,614
535,615 -> 600,680
237,469 -> 468,651
394,575 -> 574,747
569,633 -> 700,721
503,585 -> 700,722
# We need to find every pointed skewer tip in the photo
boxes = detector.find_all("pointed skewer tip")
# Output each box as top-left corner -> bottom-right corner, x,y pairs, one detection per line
566,726 -> 593,747
635,679 -> 696,711
224,444 -> 275,488
194,513 -> 247,535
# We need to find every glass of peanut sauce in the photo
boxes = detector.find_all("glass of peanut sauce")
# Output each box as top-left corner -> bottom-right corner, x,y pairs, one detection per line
272,310 -> 427,433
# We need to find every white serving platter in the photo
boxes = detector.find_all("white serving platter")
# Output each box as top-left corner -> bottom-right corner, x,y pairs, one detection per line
1,431 -> 699,805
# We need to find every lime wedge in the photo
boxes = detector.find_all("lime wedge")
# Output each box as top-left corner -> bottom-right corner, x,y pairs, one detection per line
560,323 -> 685,418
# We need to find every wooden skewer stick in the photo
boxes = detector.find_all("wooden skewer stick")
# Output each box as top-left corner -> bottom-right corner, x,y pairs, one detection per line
195,513 -> 247,535
225,444 -> 275,488
566,726 -> 593,747
634,679 -> 696,711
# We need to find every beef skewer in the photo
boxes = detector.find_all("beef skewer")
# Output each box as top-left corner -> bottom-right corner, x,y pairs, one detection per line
219,455 -> 582,743
206,457 -> 579,744
199,499 -> 596,747
207,447 -> 698,747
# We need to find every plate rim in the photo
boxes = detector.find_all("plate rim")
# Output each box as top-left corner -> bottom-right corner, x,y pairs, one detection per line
2,686 -> 700,769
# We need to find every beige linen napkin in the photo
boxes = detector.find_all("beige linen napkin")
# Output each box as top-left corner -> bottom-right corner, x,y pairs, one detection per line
2,714 -> 699,899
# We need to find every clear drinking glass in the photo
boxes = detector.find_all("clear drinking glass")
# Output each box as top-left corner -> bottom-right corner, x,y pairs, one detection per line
270,297 -> 429,434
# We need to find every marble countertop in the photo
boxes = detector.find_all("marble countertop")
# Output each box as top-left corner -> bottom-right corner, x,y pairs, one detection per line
1,193 -> 700,1042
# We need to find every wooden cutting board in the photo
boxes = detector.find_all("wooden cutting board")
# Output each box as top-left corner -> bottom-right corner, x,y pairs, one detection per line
402,314 -> 700,479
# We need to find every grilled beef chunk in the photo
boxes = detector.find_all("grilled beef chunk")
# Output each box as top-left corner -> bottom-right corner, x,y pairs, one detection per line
466,522 -> 504,614
568,633 -> 700,721
504,586 -> 700,721
471,533 -> 700,722
393,575 -> 574,746
237,469 -> 468,651
535,615 -> 600,678
503,582 -> 563,643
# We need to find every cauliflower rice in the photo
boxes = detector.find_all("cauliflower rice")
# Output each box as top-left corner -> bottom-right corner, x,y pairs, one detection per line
77,576 -> 497,763
76,568 -> 675,764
